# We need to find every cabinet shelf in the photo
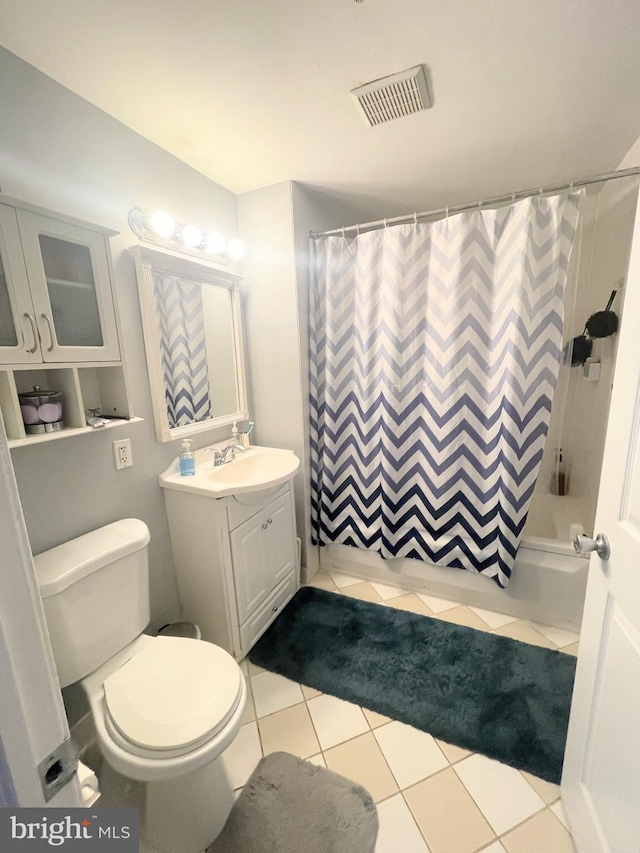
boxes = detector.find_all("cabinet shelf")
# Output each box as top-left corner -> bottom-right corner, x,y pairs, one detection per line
1,363 -> 137,445
46,277 -> 95,291
8,416 -> 144,448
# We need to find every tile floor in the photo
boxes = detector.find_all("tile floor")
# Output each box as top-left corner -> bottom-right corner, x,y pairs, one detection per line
221,570 -> 579,853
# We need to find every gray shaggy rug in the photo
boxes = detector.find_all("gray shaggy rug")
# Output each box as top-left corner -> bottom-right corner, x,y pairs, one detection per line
208,752 -> 378,853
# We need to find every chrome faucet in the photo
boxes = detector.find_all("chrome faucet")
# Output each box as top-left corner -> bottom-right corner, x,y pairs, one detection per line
208,421 -> 251,467
208,439 -> 248,467
221,440 -> 247,463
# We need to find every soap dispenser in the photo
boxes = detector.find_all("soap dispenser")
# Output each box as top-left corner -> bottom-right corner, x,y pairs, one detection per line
178,439 -> 196,476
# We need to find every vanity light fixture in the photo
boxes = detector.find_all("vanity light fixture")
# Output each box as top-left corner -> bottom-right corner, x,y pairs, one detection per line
180,224 -> 203,248
128,207 -> 245,264
149,210 -> 175,239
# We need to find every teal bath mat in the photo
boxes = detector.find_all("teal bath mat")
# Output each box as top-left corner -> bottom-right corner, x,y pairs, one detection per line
248,587 -> 576,783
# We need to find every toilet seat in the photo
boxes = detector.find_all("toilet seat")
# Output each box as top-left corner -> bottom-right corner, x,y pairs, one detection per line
103,636 -> 243,758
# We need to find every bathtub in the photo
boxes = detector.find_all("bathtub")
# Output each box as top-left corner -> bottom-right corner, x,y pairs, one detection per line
317,494 -> 590,632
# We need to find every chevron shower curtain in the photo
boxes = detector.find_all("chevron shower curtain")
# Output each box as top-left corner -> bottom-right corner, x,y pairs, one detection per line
310,192 -> 582,586
153,272 -> 212,428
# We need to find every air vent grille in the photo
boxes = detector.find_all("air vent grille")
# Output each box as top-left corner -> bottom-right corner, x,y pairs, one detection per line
351,65 -> 431,127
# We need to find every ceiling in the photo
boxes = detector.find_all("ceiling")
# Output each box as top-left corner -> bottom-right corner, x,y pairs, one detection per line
1,0 -> 640,220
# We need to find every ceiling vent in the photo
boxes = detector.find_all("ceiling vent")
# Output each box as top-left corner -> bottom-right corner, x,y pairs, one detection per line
351,65 -> 431,127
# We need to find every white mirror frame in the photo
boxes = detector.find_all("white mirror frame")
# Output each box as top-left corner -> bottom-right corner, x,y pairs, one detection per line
129,244 -> 248,443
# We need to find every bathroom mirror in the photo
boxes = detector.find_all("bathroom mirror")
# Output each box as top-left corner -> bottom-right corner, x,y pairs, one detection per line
130,245 -> 248,442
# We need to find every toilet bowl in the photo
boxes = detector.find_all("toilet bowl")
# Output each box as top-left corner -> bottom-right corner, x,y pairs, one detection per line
85,635 -> 247,852
34,519 -> 246,853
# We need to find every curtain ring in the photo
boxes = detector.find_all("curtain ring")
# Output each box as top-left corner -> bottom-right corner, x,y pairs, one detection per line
341,226 -> 354,257
569,180 -> 575,190
356,223 -> 360,236
414,212 -> 418,225
384,218 -> 388,229
445,205 -> 449,219
477,199 -> 483,210
511,193 -> 516,204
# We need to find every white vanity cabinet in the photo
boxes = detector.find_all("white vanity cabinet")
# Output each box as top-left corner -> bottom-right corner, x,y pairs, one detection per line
162,480 -> 299,659
230,492 -> 296,623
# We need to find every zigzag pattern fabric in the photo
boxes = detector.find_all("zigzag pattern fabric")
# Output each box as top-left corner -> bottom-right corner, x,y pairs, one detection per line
153,272 -> 211,428
310,192 -> 582,586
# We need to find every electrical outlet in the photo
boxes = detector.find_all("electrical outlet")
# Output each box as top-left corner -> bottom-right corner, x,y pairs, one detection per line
113,438 -> 133,470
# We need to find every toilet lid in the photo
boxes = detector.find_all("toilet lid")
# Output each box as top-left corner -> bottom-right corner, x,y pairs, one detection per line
103,637 -> 243,751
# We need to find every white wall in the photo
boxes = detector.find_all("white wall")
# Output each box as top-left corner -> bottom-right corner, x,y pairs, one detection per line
0,47 -> 240,629
236,183 -> 307,566
527,177 -> 639,539
564,179 -> 639,506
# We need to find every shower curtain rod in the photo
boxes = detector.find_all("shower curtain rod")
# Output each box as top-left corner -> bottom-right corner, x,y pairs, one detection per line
310,166 -> 640,239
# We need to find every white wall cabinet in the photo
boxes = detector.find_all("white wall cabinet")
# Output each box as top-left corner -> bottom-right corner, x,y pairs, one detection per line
162,481 -> 299,659
0,196 -> 137,446
0,201 -> 120,364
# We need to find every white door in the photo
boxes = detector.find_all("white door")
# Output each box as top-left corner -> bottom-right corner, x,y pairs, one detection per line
230,512 -> 270,621
0,412 -> 81,807
265,492 -> 297,587
561,191 -> 640,851
0,204 -> 41,364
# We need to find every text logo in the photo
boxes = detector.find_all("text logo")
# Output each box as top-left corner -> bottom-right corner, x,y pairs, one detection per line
0,808 -> 138,850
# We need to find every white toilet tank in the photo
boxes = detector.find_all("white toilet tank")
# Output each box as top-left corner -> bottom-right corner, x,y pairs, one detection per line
34,519 -> 151,688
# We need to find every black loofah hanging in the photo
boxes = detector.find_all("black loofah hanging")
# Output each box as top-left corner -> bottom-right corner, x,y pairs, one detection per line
585,309 -> 618,338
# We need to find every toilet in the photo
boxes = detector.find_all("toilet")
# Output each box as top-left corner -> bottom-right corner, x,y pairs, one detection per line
34,518 -> 246,853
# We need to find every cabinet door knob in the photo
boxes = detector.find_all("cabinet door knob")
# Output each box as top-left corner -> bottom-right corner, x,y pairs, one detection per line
40,313 -> 55,352
23,313 -> 39,353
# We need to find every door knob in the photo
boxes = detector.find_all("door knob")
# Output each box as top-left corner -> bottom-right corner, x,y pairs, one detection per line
573,533 -> 610,560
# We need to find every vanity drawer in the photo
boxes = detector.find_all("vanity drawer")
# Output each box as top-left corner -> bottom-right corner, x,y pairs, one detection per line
240,570 -> 297,655
227,482 -> 289,530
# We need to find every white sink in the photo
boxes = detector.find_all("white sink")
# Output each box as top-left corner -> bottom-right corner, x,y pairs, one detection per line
159,445 -> 299,498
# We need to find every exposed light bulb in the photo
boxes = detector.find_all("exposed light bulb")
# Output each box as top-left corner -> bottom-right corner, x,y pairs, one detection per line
181,224 -> 203,247
206,232 -> 227,254
227,238 -> 245,259
150,210 -> 175,239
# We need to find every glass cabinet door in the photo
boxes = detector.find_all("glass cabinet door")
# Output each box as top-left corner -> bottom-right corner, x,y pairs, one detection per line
0,204 -> 40,364
38,234 -> 104,348
16,210 -> 120,362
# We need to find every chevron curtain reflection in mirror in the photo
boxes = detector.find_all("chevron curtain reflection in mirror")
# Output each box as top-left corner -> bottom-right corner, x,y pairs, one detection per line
309,192 -> 583,586
153,272 -> 212,428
